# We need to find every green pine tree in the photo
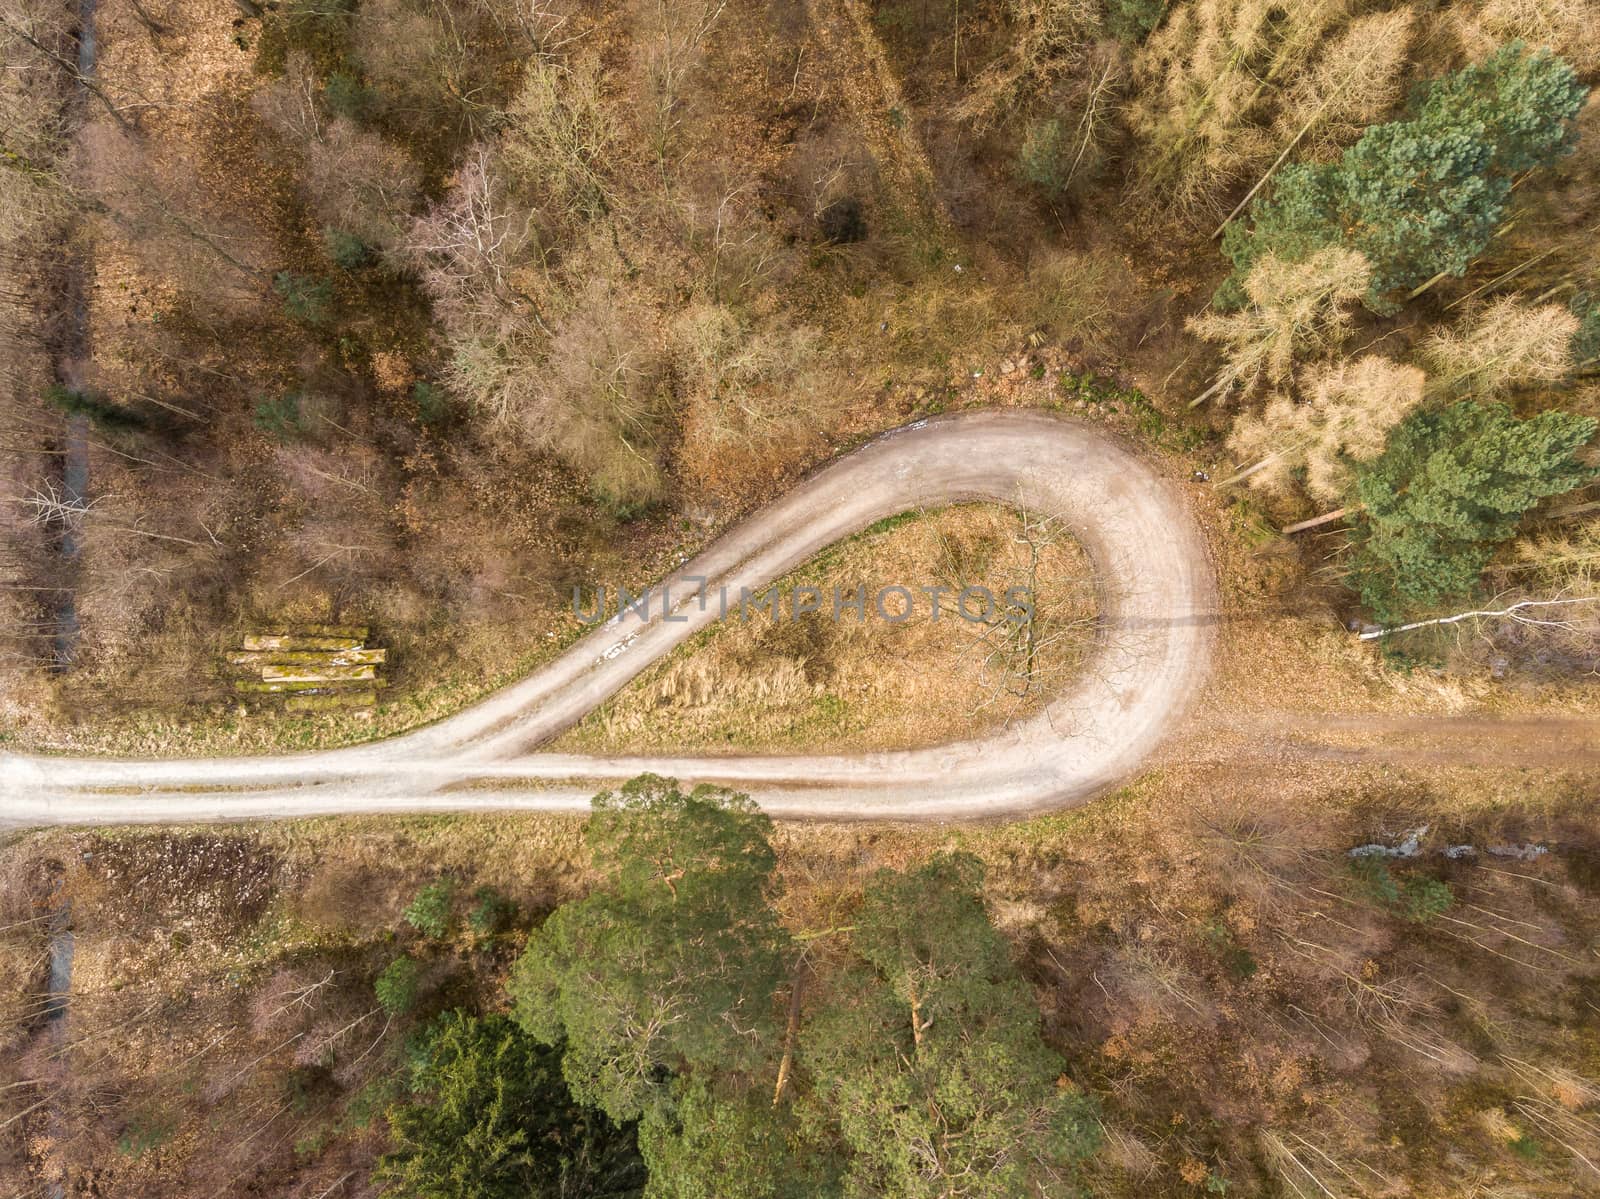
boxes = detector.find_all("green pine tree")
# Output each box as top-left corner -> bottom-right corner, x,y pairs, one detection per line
637,1075 -> 839,1199
1413,42 -> 1590,174
508,775 -> 791,1123
802,854 -> 1100,1198
375,1011 -> 645,1199
404,879 -> 456,940
1222,44 -> 1587,310
1334,117 -> 1504,304
1349,400 -> 1598,621
375,955 -> 421,1016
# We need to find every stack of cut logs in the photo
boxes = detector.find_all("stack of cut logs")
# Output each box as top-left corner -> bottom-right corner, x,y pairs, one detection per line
231,625 -> 386,713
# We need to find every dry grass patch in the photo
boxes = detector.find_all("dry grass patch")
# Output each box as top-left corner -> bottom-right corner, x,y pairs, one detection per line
554,502 -> 1098,755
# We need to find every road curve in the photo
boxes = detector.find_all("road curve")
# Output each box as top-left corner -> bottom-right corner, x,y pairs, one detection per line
0,411 -> 1217,824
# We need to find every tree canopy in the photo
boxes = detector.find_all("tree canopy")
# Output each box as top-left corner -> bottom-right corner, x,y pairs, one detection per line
1221,44 -> 1587,310
1226,355 -> 1427,501
1350,400 -> 1598,621
376,1011 -> 646,1199
504,784 -> 1100,1199
802,854 -> 1100,1198
509,775 -> 791,1122
638,1075 -> 837,1199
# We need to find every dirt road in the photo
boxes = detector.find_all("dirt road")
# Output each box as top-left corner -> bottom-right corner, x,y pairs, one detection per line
0,412 -> 1218,823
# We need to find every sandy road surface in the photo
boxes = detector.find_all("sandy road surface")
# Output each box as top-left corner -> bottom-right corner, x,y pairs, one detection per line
0,412 -> 1217,824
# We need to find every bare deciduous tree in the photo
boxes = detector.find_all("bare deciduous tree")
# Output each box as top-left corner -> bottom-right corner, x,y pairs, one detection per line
536,280 -> 667,504
672,303 -> 838,496
953,0 -> 1100,131
1421,297 -> 1581,400
500,51 -> 616,223
1188,247 -> 1372,405
632,0 -> 727,157
408,145 -> 538,332
302,119 -> 423,256
1226,356 -> 1426,500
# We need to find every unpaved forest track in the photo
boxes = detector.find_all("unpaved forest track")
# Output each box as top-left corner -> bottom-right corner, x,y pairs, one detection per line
48,0 -> 101,671
0,412 -> 1218,823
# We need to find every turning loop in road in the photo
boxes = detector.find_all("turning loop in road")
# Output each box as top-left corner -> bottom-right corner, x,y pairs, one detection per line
2,412 -> 1216,823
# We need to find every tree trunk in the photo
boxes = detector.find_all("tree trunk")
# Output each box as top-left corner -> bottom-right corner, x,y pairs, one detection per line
771,965 -> 807,1107
1281,506 -> 1353,534
1187,373 -> 1234,409
1211,32 -> 1404,240
128,0 -> 168,34
1356,596 -> 1600,640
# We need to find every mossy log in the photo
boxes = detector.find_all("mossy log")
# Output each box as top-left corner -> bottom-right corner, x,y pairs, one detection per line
228,648 -> 386,668
247,624 -> 369,638
235,678 -> 388,694
260,664 -> 377,684
242,634 -> 367,652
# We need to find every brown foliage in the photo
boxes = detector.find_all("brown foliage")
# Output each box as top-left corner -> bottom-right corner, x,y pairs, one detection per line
1455,0 -> 1600,74
535,278 -> 669,504
670,303 -> 838,498
1422,296 -> 1581,399
81,121 -> 272,313
1132,0 -> 1418,217
1227,355 -> 1426,500
1188,247 -> 1372,400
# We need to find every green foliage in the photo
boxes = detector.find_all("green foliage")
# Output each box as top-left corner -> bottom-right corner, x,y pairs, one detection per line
591,484 -> 658,524
1414,42 -> 1589,174
638,1076 -> 837,1199
509,775 -> 790,1122
117,1111 -> 177,1158
467,886 -> 516,937
376,955 -> 421,1016
284,1063 -> 337,1114
1334,123 -> 1503,306
405,879 -> 457,940
504,779 -> 1099,1195
1571,292 -> 1600,370
1348,401 -> 1598,620
1056,371 -> 1209,451
273,270 -> 334,326
325,227 -> 374,270
1203,920 -> 1258,981
1215,161 -> 1343,309
1350,857 -> 1454,923
46,384 -> 144,430
253,0 -> 356,77
1400,876 -> 1455,923
803,853 -> 1101,1196
1223,44 -> 1588,310
253,393 -> 309,442
1106,0 -> 1166,43
864,511 -> 921,537
1017,118 -> 1071,192
412,380 -> 450,427
376,1011 -> 645,1199
344,1074 -> 400,1132
323,71 -> 376,120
